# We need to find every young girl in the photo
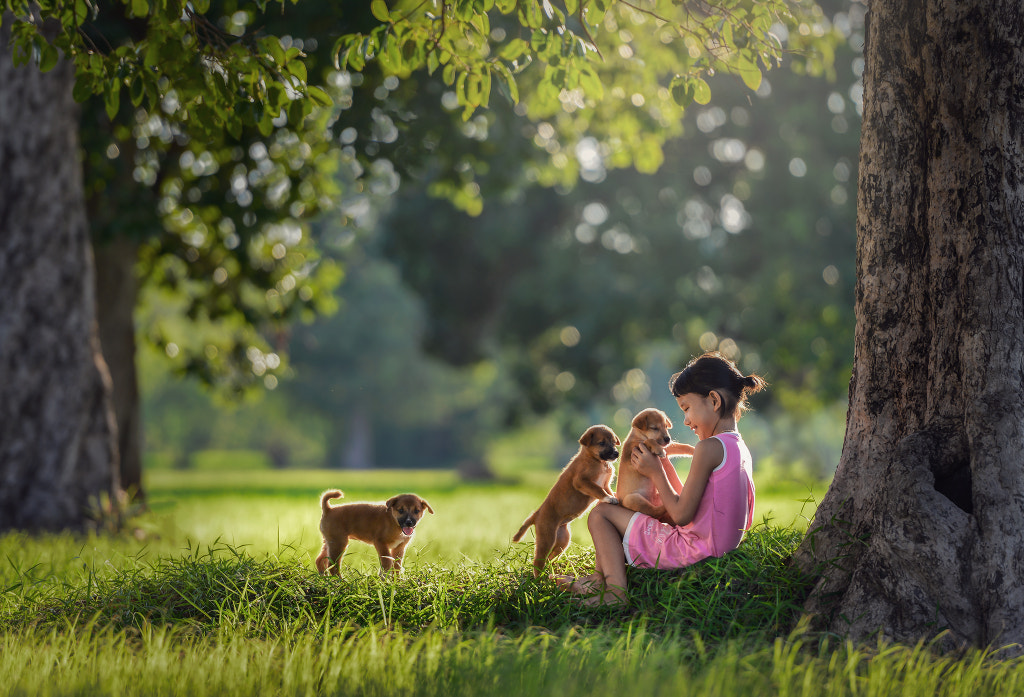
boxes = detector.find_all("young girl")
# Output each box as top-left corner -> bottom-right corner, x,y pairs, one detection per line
560,351 -> 766,605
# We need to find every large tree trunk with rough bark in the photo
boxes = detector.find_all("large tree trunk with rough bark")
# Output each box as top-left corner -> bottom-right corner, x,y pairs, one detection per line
0,25 -> 121,531
794,0 -> 1024,648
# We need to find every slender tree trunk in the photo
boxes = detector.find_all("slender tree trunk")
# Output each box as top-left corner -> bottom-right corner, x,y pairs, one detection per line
340,409 -> 373,469
94,236 -> 144,500
794,0 -> 1024,648
0,25 -> 121,531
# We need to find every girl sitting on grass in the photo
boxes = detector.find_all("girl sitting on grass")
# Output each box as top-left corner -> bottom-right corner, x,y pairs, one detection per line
559,351 -> 767,605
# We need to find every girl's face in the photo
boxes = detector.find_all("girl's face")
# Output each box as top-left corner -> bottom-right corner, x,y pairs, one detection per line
675,391 -> 721,440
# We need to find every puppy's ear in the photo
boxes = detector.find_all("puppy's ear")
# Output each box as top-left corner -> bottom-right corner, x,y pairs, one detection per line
579,429 -> 593,447
385,496 -> 399,509
665,415 -> 673,429
614,433 -> 621,446
420,498 -> 434,514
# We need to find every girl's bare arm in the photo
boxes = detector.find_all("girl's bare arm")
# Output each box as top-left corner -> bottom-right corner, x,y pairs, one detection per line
634,438 -> 722,525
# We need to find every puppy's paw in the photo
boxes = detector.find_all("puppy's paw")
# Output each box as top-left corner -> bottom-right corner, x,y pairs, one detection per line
602,496 -> 620,505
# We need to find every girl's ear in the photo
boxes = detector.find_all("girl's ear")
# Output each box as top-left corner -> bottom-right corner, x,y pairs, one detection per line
709,390 -> 723,414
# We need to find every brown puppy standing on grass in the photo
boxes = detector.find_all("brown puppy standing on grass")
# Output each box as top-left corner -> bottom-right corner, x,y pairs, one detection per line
614,407 -> 674,520
513,425 -> 621,576
315,490 -> 433,575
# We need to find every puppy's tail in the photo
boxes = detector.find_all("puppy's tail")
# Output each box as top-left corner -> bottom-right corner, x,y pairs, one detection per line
320,489 -> 344,514
512,511 -> 537,542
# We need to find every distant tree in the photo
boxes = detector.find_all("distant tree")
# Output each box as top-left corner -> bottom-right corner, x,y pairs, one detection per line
381,62 -> 859,424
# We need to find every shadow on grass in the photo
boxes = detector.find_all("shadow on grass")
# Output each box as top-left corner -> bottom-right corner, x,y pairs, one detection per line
2,523 -> 811,646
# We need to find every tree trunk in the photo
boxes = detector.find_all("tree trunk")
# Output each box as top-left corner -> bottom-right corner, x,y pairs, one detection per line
94,236 -> 145,500
340,409 -> 373,469
0,25 -> 121,531
794,0 -> 1024,648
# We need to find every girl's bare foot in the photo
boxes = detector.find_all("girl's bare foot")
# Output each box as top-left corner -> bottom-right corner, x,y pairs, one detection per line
579,585 -> 627,607
553,572 -> 604,594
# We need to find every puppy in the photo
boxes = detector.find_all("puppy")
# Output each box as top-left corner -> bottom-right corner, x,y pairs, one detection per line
513,425 -> 620,576
614,407 -> 673,519
315,490 -> 433,575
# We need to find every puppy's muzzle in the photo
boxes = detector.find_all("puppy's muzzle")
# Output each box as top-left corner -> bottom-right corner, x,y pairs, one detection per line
397,514 -> 421,536
601,447 -> 620,461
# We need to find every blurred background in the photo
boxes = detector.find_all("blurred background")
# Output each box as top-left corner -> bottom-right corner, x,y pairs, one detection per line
98,1 -> 864,495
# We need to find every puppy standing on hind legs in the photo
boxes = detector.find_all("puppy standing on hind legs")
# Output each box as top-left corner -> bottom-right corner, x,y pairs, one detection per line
513,425 -> 621,577
315,490 -> 434,575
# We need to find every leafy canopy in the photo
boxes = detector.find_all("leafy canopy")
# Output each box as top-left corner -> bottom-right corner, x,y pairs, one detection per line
4,0 -> 839,180
2,0 -> 841,397
339,0 -> 834,116
3,0 -> 329,136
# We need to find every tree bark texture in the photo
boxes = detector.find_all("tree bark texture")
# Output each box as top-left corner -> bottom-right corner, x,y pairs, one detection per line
0,26 -> 121,531
794,0 -> 1024,647
94,236 -> 144,499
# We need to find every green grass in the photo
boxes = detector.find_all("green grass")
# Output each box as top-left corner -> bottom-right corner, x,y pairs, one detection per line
2,468 -> 1021,696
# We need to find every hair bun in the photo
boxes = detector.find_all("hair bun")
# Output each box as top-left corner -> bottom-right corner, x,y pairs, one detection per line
741,375 -> 766,392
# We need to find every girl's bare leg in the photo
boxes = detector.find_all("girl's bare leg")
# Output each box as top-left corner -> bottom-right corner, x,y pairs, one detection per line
576,503 -> 635,604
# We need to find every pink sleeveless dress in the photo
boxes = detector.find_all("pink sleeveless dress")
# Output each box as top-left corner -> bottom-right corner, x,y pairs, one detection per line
622,432 -> 755,569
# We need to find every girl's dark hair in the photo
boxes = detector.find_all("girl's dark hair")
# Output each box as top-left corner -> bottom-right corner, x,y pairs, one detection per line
669,351 -> 767,417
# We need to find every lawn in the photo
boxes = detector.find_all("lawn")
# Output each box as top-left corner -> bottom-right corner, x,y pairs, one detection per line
2,468 -> 1021,696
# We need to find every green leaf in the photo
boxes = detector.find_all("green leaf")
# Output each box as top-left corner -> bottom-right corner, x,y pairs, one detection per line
479,68 -> 491,108
287,59 -> 307,84
736,55 -> 762,91
498,38 -> 528,61
268,82 -> 287,111
492,61 -> 519,103
129,75 -> 145,106
306,85 -> 332,107
144,39 -> 160,69
38,43 -> 58,72
348,47 -> 365,71
740,64 -> 762,90
130,0 -> 148,18
104,79 -> 121,120
442,62 -> 456,86
670,75 -> 694,108
578,65 -> 603,100
693,77 -> 711,104
257,111 -> 274,136
370,0 -> 390,23
73,0 -> 91,26
288,98 -> 308,126
72,74 -> 93,102
259,36 -> 286,67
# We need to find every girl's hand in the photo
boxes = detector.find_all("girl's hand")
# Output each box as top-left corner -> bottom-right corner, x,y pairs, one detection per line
631,442 -> 663,477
